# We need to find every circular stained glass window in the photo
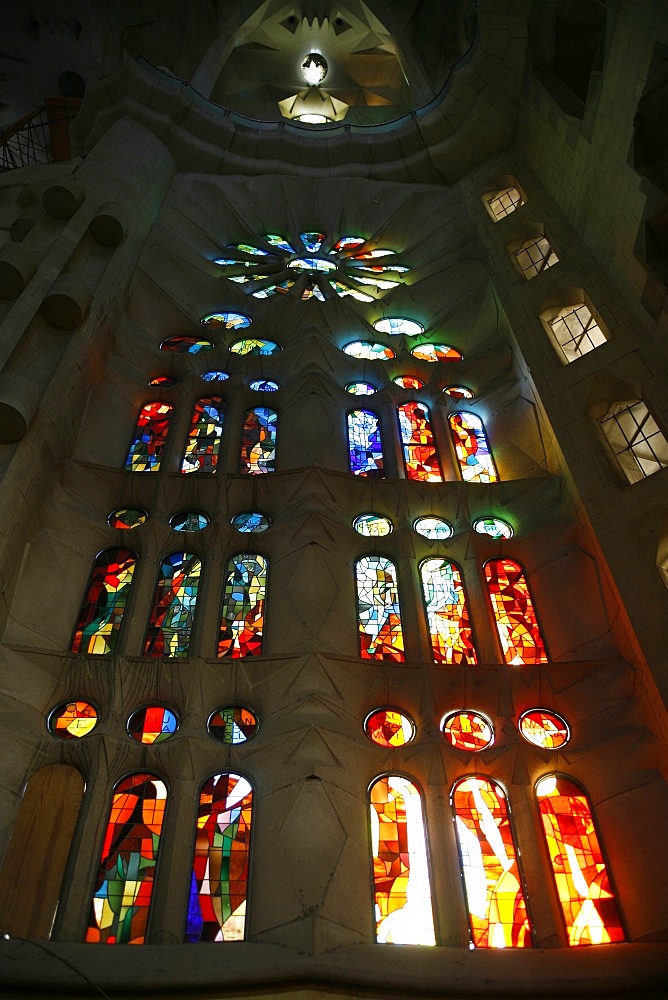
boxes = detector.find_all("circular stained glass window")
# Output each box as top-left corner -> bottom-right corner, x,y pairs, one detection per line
411,344 -> 462,362
201,370 -> 230,382
343,341 -> 395,361
473,517 -> 513,540
169,511 -> 210,532
373,318 -> 424,337
160,336 -> 213,354
231,511 -> 271,533
413,516 -> 453,540
200,311 -> 251,330
441,711 -> 494,752
353,514 -> 393,537
518,709 -> 570,749
148,375 -> 178,387
48,700 -> 98,740
346,382 -> 376,395
443,385 -> 474,399
365,708 -> 415,748
208,706 -> 259,744
394,376 -> 424,389
230,338 -> 280,356
249,379 -> 279,392
107,507 -> 148,530
127,705 -> 178,745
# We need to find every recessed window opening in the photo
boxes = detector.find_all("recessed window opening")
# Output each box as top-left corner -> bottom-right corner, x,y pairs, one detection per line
599,400 -> 668,482
549,303 -> 607,361
486,186 -> 525,221
513,236 -> 558,280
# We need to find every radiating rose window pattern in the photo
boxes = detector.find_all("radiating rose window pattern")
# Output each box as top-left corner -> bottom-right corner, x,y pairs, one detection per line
484,559 -> 548,665
186,773 -> 253,943
397,402 -> 443,482
519,709 -> 570,749
125,402 -> 174,473
411,343 -> 463,363
452,777 -> 532,949
347,410 -> 384,478
420,559 -> 477,664
208,706 -> 259,745
127,706 -> 178,745
240,407 -> 277,474
356,556 -> 405,661
160,336 -> 213,354
182,397 -> 225,474
107,507 -> 148,530
48,700 -> 98,739
70,547 -> 137,654
536,776 -> 624,946
442,711 -> 493,751
353,514 -> 393,536
214,232 -> 409,303
449,412 -> 498,483
86,773 -> 167,944
144,552 -> 202,658
218,554 -> 267,657
369,775 -> 435,945
365,709 -> 415,748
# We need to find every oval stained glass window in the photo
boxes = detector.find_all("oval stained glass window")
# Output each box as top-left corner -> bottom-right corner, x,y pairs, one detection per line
208,706 -> 259,744
442,711 -> 494,751
48,700 -> 98,740
353,514 -> 393,536
413,516 -> 453,540
346,382 -> 376,395
107,508 -> 148,530
473,517 -> 513,540
343,342 -> 395,361
443,385 -> 474,399
230,339 -> 280,356
231,511 -> 272,533
160,336 -> 213,354
373,318 -> 424,337
288,257 -> 336,273
200,311 -> 251,330
201,370 -> 230,382
411,344 -> 463,363
127,706 -> 178,744
519,709 -> 570,749
394,376 -> 424,389
169,511 -> 210,532
365,708 -> 415,747
148,376 -> 178,387
249,379 -> 279,392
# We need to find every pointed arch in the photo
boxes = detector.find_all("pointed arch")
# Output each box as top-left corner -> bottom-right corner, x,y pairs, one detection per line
125,401 -> 174,472
144,552 -> 202,658
420,558 -> 477,663
397,401 -> 443,481
70,547 -> 137,654
355,555 -> 405,661
484,558 -> 548,664
217,553 -> 267,657
182,396 -> 225,473
449,411 -> 498,483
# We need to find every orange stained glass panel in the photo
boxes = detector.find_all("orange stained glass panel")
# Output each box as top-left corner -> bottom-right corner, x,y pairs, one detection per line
356,556 -> 405,661
365,709 -> 415,748
536,776 -> 624,946
484,558 -> 548,665
519,709 -> 570,749
397,402 -> 443,482
442,711 -> 493,751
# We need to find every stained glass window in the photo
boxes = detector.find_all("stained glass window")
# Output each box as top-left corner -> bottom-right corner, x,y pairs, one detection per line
413,516 -> 453,540
300,231 -> 325,252
449,412 -> 498,483
201,370 -> 230,382
443,385 -> 474,399
452,777 -> 532,948
369,775 -> 435,944
187,773 -> 253,943
208,707 -> 259,745
230,339 -> 280,356
218,554 -> 267,657
411,344 -> 463,362
160,337 -> 213,354
420,558 -> 477,664
473,517 -> 513,539
346,382 -> 376,395
231,512 -> 271,533
356,556 -> 404,661
365,709 -> 415,748
441,711 -> 493,751
519,710 -> 570,749
353,514 -> 393,536
484,558 -> 548,665
148,376 -> 178,387
127,706 -> 178,744
249,379 -> 279,392
86,773 -> 167,944
347,410 -> 384,478
240,407 -> 277,474
343,342 -> 395,361
373,318 -> 424,337
397,402 -> 443,482
169,511 -> 210,532
125,402 -> 173,473
536,776 -> 624,946
200,312 -> 251,330
181,397 -> 225,474
48,700 -> 98,739
394,376 -> 424,389
107,508 -> 148,530
144,552 -> 202,658
71,548 -> 136,655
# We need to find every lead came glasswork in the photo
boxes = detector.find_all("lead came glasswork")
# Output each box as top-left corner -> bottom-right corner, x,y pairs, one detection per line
353,514 -> 393,536
218,554 -> 267,657
484,558 -> 548,665
420,559 -> 477,663
208,707 -> 259,745
473,517 -> 513,539
413,516 -> 453,540
49,700 -> 98,739
343,342 -> 395,361
452,777 -> 532,948
442,711 -> 493,751
127,706 -> 178,745
231,512 -> 271,533
182,397 -> 225,474
519,709 -> 570,749
230,339 -> 281,356
536,776 -> 624,946
144,552 -> 202,658
200,312 -> 251,330
369,775 -> 435,945
71,548 -> 137,654
356,556 -> 404,661
107,508 -> 148,530
397,402 -> 443,482
125,402 -> 173,473
365,709 -> 415,748
347,410 -> 384,478
449,412 -> 498,483
169,511 -> 210,532
240,407 -> 277,474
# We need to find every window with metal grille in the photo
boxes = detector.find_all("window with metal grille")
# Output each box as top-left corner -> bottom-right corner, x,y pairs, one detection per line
486,186 -> 525,221
549,303 -> 607,361
513,236 -> 558,279
600,400 -> 668,482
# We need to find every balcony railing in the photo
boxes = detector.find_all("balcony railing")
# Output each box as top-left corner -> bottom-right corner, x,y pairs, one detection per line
0,99 -> 81,171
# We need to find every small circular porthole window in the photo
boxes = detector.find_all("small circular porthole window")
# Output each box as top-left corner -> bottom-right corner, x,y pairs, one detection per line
127,705 -> 179,745
107,508 -> 148,530
208,706 -> 259,745
48,700 -> 98,740
518,709 -> 570,749
441,710 -> 494,752
364,708 -> 415,748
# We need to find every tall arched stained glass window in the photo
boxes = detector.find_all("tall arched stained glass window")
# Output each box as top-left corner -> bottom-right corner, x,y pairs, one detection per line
218,554 -> 267,657
86,772 -> 167,944
144,552 -> 202,658
397,402 -> 443,482
125,402 -> 174,473
449,412 -> 498,483
452,776 -> 532,949
182,396 -> 224,474
240,407 -> 277,474
536,776 -> 624,946
186,773 -> 253,942
369,775 -> 435,945
420,559 -> 477,664
484,558 -> 548,665
70,548 -> 136,654
347,409 -> 384,478
356,556 -> 404,661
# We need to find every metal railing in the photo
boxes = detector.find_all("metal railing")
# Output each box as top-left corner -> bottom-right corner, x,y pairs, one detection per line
0,108 -> 52,171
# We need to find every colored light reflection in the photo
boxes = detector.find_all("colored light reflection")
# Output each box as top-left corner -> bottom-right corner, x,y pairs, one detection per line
49,700 -> 98,739
365,709 -> 415,748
